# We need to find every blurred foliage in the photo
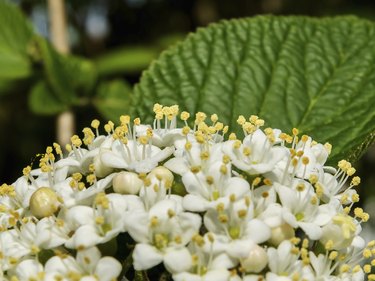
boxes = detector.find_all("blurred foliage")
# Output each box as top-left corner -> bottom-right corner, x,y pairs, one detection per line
0,0 -> 375,212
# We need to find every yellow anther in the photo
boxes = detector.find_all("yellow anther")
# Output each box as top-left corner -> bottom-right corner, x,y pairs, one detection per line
263,178 -> 272,186
296,183 -> 305,192
206,176 -> 214,185
223,126 -> 229,134
310,196 -> 318,205
237,115 -> 246,125
351,176 -> 361,186
71,135 -> 82,147
302,157 -> 309,165
138,136 -> 149,145
352,193 -> 360,203
261,191 -> 269,198
254,119 -> 264,126
190,166 -> 201,174
364,264 -> 371,273
220,165 -> 228,175
218,214 -> 228,223
324,142 -> 332,154
252,177 -> 261,187
168,209 -> 175,218
302,239 -> 309,249
23,166 -> 31,176
200,151 -> 210,161
309,174 -> 318,184
133,118 -> 141,125
180,111 -> 190,121
242,122 -> 255,134
228,133 -> 237,140
354,207 -> 364,218
329,251 -> 338,260
347,167 -> 356,176
340,264 -> 350,273
120,115 -> 130,125
216,202 -> 225,212
249,115 -> 258,124
95,216 -> 105,225
237,209 -> 247,218
363,248 -> 372,258
91,119 -> 100,129
325,240 -> 334,250
65,143 -> 72,152
195,112 -> 207,124
215,122 -> 224,131
233,140 -> 241,149
296,150 -> 304,157
243,147 -> 251,156
211,114 -> 218,123
222,155 -> 230,164
301,135 -> 309,142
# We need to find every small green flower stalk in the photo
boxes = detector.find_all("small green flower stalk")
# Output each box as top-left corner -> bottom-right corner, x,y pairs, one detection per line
0,104 -> 374,281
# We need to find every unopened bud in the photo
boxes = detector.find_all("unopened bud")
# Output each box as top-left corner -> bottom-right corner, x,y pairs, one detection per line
30,187 -> 59,219
113,172 -> 143,195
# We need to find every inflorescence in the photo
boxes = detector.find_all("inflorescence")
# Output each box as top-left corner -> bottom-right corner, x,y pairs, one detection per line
0,104 -> 373,281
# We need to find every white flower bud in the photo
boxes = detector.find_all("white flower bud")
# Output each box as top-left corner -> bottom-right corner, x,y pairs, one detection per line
94,154 -> 113,178
241,244 -> 268,273
148,166 -> 174,183
29,187 -> 59,219
113,171 -> 143,194
269,223 -> 295,246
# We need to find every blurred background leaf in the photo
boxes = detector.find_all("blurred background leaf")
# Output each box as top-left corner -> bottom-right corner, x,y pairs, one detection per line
93,79 -> 132,121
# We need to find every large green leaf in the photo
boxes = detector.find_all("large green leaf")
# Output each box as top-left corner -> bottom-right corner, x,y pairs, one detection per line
0,1 -> 34,79
133,16 -> 375,164
93,80 -> 132,121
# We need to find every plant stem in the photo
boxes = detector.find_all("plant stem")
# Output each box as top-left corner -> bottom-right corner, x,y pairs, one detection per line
47,0 -> 75,147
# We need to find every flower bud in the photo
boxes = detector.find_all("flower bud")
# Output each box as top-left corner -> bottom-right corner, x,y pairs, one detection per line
94,154 -> 113,178
148,166 -> 174,184
113,171 -> 143,194
29,187 -> 59,219
269,223 -> 295,246
241,244 -> 268,273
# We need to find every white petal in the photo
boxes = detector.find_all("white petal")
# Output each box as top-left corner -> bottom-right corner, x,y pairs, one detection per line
124,212 -> 149,243
164,247 -> 192,273
95,257 -> 122,281
298,222 -> 322,240
132,243 -> 164,270
76,247 -> 101,273
245,219 -> 271,244
65,225 -> 102,249
164,157 -> 189,175
182,194 -> 209,212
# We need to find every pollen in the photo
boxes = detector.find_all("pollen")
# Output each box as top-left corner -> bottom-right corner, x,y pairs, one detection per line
91,119 -> 100,129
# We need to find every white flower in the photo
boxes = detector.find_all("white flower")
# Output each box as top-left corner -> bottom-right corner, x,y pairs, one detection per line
101,138 -> 174,173
45,247 -> 122,281
125,198 -> 201,271
203,197 -> 270,259
65,193 -> 128,249
223,129 -> 288,175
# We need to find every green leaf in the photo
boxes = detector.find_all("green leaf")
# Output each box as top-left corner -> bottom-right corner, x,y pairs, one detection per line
0,1 -> 34,79
93,80 -> 132,121
133,16 -> 375,164
29,81 -> 68,115
62,55 -> 97,95
34,37 -> 75,104
95,46 -> 158,76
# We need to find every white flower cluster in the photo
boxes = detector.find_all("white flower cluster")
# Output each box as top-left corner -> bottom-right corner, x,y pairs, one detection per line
0,104 -> 374,281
